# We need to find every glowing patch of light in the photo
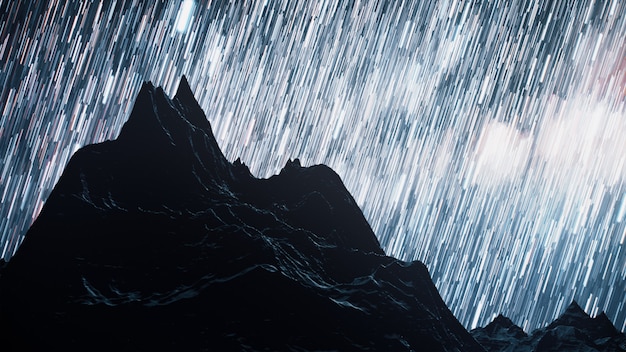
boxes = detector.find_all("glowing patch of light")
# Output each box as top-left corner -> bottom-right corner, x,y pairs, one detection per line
175,0 -> 195,33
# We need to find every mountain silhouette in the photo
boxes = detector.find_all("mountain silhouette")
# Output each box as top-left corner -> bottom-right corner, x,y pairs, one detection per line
0,77 -> 483,351
471,301 -> 626,352
470,313 -> 528,351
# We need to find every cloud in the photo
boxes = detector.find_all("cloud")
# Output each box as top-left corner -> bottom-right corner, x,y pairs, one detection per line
468,120 -> 533,188
465,97 -> 626,192
535,101 -> 626,187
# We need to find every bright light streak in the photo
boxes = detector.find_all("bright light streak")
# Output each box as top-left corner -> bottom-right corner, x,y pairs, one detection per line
175,0 -> 195,33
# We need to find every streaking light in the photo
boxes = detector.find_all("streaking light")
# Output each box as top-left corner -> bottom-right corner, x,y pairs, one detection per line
175,0 -> 195,33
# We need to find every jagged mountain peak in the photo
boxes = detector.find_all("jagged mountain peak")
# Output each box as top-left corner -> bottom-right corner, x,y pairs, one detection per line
120,78 -> 231,176
279,158 -> 303,174
546,300 -> 593,330
176,74 -> 193,97
117,77 -> 213,143
288,158 -> 302,168
489,314 -> 518,329
174,75 -> 199,111
173,75 -> 213,133
476,313 -> 527,339
116,80 -> 159,138
564,300 -> 587,316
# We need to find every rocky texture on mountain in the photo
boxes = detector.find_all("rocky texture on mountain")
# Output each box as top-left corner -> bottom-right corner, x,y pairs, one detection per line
471,301 -> 626,352
471,314 -> 528,351
0,77 -> 483,351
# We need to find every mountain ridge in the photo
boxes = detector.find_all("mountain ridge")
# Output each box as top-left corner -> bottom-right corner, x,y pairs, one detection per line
0,77 -> 482,351
471,301 -> 626,352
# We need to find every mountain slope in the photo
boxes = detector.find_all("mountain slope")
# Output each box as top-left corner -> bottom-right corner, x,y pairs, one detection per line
0,77 -> 483,351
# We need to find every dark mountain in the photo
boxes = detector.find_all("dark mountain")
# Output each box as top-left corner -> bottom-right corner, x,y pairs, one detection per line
471,301 -> 626,352
471,314 -> 528,351
545,301 -> 620,341
0,77 -> 483,351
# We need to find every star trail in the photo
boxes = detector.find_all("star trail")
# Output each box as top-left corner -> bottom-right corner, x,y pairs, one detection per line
1,0 -> 625,333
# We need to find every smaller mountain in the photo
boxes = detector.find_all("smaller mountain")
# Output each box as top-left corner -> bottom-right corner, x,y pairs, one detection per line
471,314 -> 528,351
546,301 -> 619,342
471,301 -> 626,352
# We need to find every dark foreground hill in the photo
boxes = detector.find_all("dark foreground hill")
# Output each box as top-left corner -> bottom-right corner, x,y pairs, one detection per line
0,77 -> 483,351
471,301 -> 626,352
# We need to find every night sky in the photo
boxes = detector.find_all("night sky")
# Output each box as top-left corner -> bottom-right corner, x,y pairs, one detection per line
1,0 -> 625,333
